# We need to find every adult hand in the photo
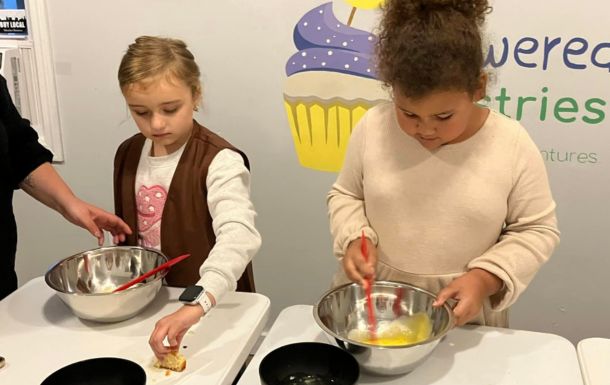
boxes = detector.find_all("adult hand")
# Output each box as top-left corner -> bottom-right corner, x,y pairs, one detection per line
61,197 -> 131,246
343,236 -> 377,286
433,268 -> 503,326
19,163 -> 131,245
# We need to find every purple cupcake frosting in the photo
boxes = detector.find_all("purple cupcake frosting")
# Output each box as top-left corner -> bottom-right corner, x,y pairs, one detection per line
286,2 -> 378,79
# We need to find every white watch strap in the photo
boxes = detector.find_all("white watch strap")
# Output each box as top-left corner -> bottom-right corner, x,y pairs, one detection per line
200,292 -> 213,314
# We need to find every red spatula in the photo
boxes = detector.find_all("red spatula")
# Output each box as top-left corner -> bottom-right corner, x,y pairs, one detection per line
361,230 -> 377,339
113,253 -> 190,292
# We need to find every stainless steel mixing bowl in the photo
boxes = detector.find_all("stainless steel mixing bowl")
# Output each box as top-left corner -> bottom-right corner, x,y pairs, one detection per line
45,246 -> 168,323
314,281 -> 454,376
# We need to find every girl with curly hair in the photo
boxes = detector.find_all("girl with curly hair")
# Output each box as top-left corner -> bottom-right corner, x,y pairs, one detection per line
328,0 -> 559,327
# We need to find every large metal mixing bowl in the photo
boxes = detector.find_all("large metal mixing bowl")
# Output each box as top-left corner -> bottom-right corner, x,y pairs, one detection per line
314,281 -> 454,376
45,246 -> 168,322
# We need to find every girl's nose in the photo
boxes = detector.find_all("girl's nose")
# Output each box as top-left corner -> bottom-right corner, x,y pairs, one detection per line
150,113 -> 165,130
417,121 -> 436,135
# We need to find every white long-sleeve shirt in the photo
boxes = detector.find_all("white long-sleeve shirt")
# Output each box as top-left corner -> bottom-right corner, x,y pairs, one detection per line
135,140 -> 261,303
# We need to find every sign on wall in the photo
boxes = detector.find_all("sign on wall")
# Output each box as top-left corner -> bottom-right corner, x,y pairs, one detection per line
481,31 -> 607,166
0,0 -> 27,39
282,1 -> 609,172
0,0 -> 64,161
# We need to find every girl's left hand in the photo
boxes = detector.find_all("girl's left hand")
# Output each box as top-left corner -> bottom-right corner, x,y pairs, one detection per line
149,305 -> 204,360
433,268 -> 502,326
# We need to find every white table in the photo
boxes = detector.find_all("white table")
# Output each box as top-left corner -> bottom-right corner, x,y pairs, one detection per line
577,338 -> 610,385
0,276 -> 269,385
238,305 -> 584,385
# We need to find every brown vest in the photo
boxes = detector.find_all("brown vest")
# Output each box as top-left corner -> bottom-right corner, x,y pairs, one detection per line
113,121 -> 255,292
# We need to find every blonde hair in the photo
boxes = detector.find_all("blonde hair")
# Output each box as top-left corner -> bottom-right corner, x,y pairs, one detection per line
118,36 -> 201,98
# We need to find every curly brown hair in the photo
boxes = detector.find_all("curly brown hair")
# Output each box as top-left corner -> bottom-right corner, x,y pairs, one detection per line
376,0 -> 491,99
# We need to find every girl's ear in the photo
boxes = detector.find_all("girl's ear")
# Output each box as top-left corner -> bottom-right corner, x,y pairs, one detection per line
472,72 -> 488,102
193,85 -> 202,111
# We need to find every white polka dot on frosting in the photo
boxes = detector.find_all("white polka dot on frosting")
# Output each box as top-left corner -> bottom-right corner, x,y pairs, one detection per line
327,50 -> 333,55
321,62 -> 326,66
155,192 -> 162,198
303,22 -> 308,27
326,38 -> 331,43
342,42 -> 348,47
344,64 -> 350,69
301,52 -> 307,57
354,57 -> 359,61
148,206 -> 154,212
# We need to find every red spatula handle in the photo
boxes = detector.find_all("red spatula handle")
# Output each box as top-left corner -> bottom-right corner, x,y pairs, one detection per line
113,253 -> 190,292
361,230 -> 377,335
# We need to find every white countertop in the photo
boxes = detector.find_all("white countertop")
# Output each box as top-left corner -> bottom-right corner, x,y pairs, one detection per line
0,276 -> 270,385
577,338 -> 610,385
238,305 -> 584,385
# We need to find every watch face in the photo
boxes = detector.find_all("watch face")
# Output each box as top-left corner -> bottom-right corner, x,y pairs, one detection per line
179,285 -> 204,303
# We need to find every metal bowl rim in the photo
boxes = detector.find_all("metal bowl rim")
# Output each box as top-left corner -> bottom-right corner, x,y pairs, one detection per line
313,280 -> 455,349
44,246 -> 169,296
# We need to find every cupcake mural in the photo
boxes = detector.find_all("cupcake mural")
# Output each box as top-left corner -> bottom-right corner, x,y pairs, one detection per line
284,0 -> 388,172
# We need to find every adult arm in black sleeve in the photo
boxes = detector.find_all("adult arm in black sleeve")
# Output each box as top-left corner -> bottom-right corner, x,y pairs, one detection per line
0,75 -> 131,244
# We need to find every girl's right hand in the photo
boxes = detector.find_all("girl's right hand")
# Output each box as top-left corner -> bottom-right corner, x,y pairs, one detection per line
149,305 -> 204,360
343,237 -> 377,286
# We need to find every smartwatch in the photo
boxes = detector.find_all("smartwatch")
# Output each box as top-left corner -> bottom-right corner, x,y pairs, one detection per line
179,285 -> 213,314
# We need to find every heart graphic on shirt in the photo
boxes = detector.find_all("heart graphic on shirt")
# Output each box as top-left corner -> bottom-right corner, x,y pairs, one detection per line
136,185 -> 167,232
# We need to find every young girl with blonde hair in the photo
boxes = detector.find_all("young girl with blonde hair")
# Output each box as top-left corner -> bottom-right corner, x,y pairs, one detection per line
114,36 -> 260,358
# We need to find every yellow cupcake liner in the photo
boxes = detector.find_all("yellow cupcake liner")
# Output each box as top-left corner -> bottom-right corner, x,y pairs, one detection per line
283,95 -> 382,172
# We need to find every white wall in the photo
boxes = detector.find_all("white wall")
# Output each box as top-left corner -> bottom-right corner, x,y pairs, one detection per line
13,0 -> 610,343
482,1 -> 610,340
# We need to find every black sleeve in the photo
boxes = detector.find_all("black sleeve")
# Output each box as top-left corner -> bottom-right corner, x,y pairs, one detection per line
0,75 -> 53,189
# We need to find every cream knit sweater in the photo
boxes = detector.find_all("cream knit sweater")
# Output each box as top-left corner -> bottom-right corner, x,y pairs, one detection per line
328,102 -> 559,315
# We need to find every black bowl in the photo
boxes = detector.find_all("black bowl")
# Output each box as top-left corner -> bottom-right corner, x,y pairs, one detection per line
259,342 -> 359,385
41,357 -> 146,385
